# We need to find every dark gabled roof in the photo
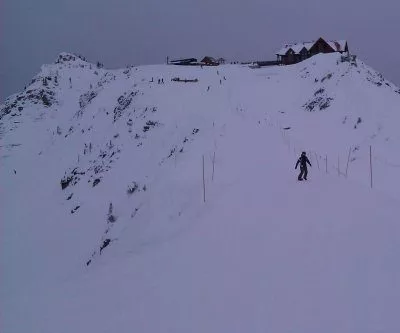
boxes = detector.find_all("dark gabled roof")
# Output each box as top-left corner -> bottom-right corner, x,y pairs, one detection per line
277,39 -> 348,56
276,42 -> 314,56
201,56 -> 217,63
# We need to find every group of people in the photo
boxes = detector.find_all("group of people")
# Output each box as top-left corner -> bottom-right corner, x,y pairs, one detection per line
150,77 -> 164,84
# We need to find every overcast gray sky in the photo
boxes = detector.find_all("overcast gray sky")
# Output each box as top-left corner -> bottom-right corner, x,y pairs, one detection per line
1,0 -> 399,102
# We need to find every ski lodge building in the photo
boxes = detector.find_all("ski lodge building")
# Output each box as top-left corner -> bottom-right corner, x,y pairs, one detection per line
276,37 -> 349,65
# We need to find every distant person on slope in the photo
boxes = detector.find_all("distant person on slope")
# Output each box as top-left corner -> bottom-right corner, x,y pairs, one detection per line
295,151 -> 312,181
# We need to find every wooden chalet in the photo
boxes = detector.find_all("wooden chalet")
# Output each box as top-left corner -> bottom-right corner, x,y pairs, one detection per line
201,56 -> 219,66
276,38 -> 349,65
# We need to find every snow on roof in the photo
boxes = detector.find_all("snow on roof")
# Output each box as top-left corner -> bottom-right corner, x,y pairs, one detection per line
327,40 -> 347,52
276,42 -> 314,56
276,39 -> 347,55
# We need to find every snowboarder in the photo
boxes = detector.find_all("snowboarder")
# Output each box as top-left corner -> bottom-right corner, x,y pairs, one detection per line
295,151 -> 312,181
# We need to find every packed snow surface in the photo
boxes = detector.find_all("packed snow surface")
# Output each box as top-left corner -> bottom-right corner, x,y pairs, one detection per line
1,52 -> 400,332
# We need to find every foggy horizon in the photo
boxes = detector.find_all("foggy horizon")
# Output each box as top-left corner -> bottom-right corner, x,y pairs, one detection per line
1,0 -> 400,102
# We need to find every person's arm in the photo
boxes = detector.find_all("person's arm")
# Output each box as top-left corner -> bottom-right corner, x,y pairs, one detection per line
295,159 -> 300,169
307,157 -> 312,167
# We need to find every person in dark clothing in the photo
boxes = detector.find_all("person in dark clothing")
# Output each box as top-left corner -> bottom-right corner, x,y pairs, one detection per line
295,151 -> 312,181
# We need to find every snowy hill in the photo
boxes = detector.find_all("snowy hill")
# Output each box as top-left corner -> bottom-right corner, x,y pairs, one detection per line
1,52 -> 400,332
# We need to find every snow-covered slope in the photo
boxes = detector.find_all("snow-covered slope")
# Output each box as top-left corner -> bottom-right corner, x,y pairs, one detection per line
1,52 -> 400,333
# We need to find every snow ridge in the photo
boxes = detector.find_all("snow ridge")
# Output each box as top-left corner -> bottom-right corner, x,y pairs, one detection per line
1,52 -> 400,333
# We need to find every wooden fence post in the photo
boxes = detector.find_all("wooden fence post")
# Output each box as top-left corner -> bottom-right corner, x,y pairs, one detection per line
314,152 -> 320,170
202,155 -> 206,202
212,151 -> 216,182
325,155 -> 328,174
370,145 -> 373,188
345,147 -> 351,178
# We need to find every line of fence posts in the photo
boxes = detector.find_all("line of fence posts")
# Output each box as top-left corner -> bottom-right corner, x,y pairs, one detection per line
200,119 -> 376,205
252,121 -> 377,199
274,124 -> 375,190
312,145 -> 374,189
